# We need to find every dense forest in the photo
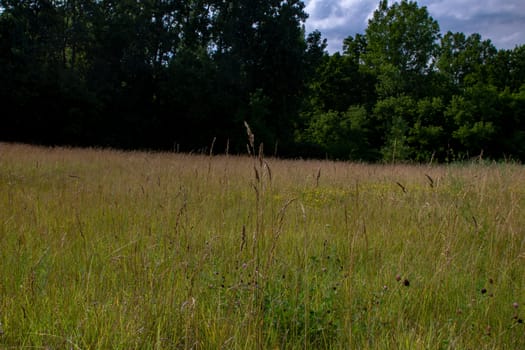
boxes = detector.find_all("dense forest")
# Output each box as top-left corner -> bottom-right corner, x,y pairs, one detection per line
1,0 -> 525,162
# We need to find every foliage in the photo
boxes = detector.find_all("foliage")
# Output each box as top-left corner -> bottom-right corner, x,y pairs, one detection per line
297,0 -> 525,162
364,0 -> 440,98
437,32 -> 498,91
446,84 -> 500,156
300,106 -> 370,160
0,0 -> 311,153
1,0 -> 525,161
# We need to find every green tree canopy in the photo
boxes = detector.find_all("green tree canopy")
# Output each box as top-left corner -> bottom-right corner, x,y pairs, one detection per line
1,0 -> 525,162
364,0 -> 440,98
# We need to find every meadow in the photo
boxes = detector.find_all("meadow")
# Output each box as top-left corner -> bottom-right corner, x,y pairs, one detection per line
0,142 -> 524,349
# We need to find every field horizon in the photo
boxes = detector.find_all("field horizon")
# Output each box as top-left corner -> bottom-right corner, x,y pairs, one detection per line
0,142 -> 524,349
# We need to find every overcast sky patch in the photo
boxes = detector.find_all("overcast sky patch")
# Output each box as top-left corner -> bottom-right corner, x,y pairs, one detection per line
303,0 -> 525,53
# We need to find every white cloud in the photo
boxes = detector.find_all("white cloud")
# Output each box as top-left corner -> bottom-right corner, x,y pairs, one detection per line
304,0 -> 377,52
303,0 -> 525,52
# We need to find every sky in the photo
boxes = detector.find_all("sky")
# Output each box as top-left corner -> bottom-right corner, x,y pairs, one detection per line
303,0 -> 525,53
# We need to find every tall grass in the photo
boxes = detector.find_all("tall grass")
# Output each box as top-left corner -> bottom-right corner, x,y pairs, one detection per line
0,142 -> 524,349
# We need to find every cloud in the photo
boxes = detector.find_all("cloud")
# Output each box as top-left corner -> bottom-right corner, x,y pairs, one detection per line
303,0 -> 525,52
304,0 -> 378,52
422,0 -> 525,48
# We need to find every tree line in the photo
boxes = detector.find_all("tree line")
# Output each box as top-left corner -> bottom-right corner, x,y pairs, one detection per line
1,0 -> 524,161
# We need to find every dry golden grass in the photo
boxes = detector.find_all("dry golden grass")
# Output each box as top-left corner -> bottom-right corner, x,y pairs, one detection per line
0,142 -> 524,349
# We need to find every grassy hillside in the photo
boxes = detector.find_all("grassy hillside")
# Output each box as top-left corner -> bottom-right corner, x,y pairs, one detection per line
0,143 -> 524,349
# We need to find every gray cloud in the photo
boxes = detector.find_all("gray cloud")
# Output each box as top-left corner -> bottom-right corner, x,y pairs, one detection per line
303,0 -> 525,52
